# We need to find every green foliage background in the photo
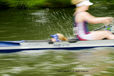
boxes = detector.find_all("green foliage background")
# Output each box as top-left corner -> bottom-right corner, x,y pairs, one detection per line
0,0 -> 113,9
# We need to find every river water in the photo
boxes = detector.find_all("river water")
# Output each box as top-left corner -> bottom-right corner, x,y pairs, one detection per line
0,6 -> 114,76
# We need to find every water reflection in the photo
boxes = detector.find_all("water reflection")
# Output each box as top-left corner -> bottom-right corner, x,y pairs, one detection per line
0,49 -> 113,76
31,9 -> 49,23
76,48 -> 114,76
0,8 -> 73,41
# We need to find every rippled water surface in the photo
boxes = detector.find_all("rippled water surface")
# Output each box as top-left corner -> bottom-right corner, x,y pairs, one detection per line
0,49 -> 114,76
0,8 -> 73,40
0,5 -> 114,76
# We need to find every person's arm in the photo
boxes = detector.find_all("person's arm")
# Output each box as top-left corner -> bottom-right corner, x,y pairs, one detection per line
82,12 -> 113,24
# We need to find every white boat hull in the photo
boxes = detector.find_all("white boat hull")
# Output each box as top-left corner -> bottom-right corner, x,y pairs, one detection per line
0,40 -> 114,53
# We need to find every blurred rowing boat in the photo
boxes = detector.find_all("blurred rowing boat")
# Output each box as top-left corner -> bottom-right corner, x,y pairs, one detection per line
0,39 -> 114,53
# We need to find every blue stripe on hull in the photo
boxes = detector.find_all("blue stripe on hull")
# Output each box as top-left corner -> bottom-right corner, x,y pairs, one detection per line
0,47 -> 93,53
0,46 -> 114,53
0,41 -> 24,47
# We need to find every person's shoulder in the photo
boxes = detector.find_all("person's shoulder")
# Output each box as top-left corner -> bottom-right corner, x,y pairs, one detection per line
77,12 -> 91,19
75,12 -> 90,22
78,12 -> 89,16
74,11 -> 88,16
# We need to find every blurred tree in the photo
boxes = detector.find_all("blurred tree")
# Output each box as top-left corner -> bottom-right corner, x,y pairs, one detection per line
0,0 -> 9,9
0,0 -> 113,9
47,0 -> 70,7
5,0 -> 47,8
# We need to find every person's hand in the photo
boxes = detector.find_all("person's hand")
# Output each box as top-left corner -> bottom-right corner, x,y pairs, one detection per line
104,17 -> 113,25
51,38 -> 56,42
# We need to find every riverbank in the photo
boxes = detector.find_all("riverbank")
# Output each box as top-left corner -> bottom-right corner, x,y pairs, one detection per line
0,0 -> 113,9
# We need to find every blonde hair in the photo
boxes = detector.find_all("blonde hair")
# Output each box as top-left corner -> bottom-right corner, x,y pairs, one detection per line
71,0 -> 84,5
57,33 -> 68,41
